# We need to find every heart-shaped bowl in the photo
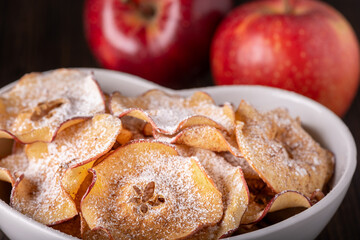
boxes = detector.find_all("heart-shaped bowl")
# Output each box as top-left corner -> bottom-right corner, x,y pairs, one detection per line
0,68 -> 356,240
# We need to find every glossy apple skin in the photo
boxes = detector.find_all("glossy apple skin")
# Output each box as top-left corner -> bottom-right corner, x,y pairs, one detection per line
84,0 -> 232,89
211,0 -> 360,116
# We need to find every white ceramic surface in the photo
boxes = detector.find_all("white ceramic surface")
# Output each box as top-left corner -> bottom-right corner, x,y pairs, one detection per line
0,68 -> 356,240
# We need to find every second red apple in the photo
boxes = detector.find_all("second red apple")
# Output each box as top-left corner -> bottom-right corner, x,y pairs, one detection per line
211,0 -> 359,116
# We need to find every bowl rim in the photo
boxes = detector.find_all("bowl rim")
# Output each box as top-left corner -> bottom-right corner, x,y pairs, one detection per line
0,67 -> 357,239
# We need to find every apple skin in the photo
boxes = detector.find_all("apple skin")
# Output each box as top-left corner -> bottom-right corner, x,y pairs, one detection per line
211,0 -> 360,116
84,0 -> 232,89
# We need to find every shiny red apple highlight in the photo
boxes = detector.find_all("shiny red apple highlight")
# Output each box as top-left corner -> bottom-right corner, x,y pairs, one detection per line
84,0 -> 232,88
211,0 -> 360,116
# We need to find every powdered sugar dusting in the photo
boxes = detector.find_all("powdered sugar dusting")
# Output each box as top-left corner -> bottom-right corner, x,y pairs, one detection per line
236,101 -> 334,196
0,69 -> 105,141
177,147 -> 234,191
82,141 -> 223,240
11,114 -> 121,225
176,146 -> 248,239
46,114 -> 121,168
0,148 -> 28,178
110,90 -> 235,135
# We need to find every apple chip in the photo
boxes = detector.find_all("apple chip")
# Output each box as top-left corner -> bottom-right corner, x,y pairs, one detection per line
10,114 -> 121,225
11,172 -> 77,226
235,101 -> 334,196
81,140 -> 224,240
110,89 -> 235,135
168,125 -> 242,156
178,147 -> 249,239
0,69 -> 106,143
58,114 -> 122,199
267,108 -> 334,190
0,144 -> 28,185
242,189 -> 311,224
220,153 -> 311,225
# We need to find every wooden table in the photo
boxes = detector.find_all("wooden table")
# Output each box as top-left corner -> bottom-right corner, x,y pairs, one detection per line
0,0 -> 359,239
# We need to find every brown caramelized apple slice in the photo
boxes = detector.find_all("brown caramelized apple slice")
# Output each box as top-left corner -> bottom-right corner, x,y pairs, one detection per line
110,89 -> 235,135
81,140 -> 223,240
235,101 -> 334,196
0,69 -> 106,143
10,114 -> 121,225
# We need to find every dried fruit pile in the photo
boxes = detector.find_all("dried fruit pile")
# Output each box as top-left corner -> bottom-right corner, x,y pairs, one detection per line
0,69 -> 334,239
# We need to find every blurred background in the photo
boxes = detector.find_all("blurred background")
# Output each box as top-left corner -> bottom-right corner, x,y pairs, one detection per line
0,0 -> 359,239
0,0 -> 359,89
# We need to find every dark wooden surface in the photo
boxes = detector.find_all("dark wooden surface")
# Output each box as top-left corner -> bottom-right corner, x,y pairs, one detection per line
0,0 -> 359,239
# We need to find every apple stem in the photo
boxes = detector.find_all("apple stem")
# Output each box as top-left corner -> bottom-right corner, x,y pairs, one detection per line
120,0 -> 139,7
283,0 -> 294,14
120,0 -> 156,19
121,0 -> 139,4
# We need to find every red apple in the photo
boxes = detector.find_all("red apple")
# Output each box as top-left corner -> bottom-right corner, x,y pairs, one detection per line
84,0 -> 232,88
211,0 -> 360,116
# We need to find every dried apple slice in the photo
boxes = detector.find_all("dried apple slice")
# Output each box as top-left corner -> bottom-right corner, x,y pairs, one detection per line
81,140 -> 224,240
0,69 -> 106,143
242,190 -> 312,224
57,114 -> 121,199
177,147 -> 249,239
11,170 -> 77,226
10,114 -> 121,225
235,101 -> 334,196
266,108 -> 334,192
221,152 -> 311,225
110,89 -> 235,135
167,125 -> 242,157
0,139 -> 23,184
0,145 -> 28,185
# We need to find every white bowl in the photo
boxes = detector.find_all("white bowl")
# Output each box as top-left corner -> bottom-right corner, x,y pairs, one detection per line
0,68 -> 356,240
